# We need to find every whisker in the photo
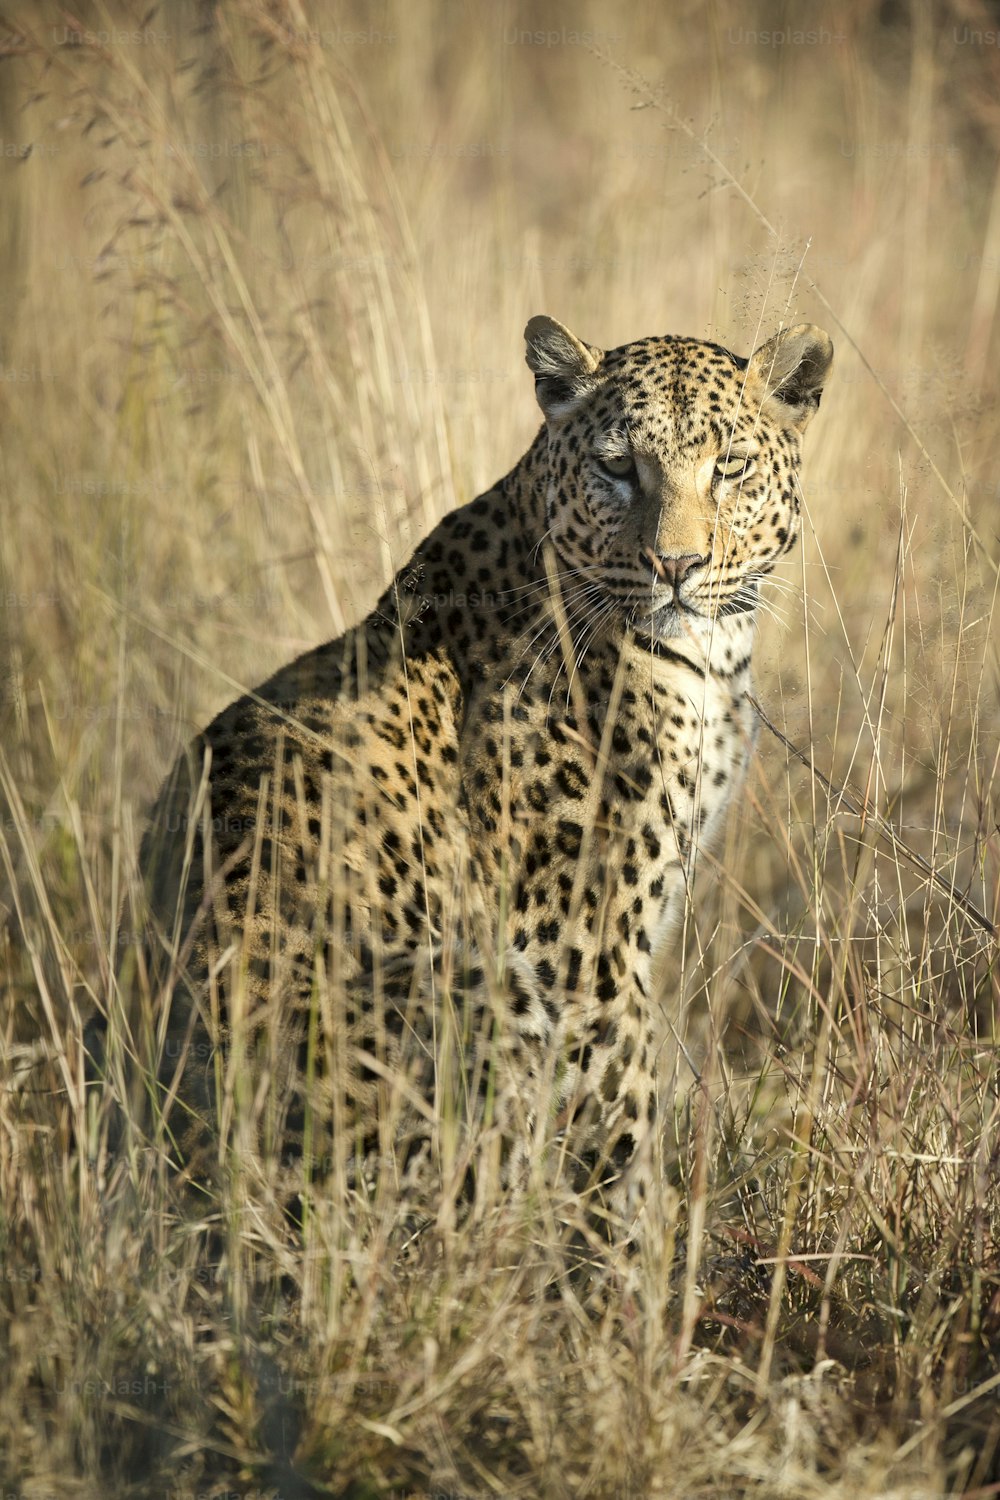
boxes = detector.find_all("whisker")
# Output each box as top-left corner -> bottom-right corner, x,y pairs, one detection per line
501,579 -> 610,629
561,598 -> 618,710
514,584 -> 612,709
529,525 -> 554,567
495,565 -> 601,603
504,585 -> 606,698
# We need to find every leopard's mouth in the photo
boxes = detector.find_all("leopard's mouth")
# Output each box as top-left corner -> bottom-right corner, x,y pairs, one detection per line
634,598 -> 702,639
627,580 -> 759,637
582,566 -> 759,640
604,551 -> 716,635
590,579 -> 705,638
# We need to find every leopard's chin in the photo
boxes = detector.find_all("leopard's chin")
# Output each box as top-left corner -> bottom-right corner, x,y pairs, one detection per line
631,584 -> 759,637
632,602 -> 703,640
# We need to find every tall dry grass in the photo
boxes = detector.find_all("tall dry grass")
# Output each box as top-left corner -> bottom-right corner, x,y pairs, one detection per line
0,0 -> 998,1494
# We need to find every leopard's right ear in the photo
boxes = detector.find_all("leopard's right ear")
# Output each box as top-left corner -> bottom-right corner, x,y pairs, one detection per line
524,316 -> 604,418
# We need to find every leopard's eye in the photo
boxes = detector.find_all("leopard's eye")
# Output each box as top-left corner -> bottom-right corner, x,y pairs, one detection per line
715,453 -> 755,483
598,453 -> 637,480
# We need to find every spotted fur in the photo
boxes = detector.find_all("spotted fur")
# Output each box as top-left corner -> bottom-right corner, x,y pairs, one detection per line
122,316 -> 832,1230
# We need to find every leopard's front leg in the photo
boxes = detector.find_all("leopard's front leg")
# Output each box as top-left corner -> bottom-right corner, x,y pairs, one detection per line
552,964 -> 667,1241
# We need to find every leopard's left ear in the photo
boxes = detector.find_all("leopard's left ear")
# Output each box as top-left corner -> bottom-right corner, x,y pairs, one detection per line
748,324 -> 833,433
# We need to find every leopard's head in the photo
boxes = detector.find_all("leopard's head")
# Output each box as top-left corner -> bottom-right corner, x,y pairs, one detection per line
524,315 -> 832,642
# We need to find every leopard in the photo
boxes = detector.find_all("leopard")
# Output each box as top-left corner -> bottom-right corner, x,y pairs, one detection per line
102,314 -> 832,1240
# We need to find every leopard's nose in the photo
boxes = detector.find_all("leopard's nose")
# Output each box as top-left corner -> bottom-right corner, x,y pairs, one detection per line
641,548 -> 709,590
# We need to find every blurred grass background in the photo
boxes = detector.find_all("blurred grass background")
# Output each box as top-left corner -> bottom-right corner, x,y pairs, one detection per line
0,0 -> 998,1495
